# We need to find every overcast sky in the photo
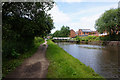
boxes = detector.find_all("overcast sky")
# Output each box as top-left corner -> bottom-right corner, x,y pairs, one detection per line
49,0 -> 119,33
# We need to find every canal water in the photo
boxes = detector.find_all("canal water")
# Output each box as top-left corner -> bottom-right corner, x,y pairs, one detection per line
57,42 -> 119,78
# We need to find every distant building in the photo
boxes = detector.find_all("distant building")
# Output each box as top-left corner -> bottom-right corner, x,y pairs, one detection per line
70,29 -> 77,38
78,29 -> 92,36
70,29 -> 100,38
91,31 -> 99,36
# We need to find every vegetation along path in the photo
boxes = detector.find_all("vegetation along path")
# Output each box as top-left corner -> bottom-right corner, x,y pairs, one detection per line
6,40 -> 49,78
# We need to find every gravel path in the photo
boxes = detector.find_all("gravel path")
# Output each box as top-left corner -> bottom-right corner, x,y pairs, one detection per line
6,40 -> 49,78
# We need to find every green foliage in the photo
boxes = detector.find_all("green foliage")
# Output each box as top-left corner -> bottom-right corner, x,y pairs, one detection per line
76,34 -> 120,41
34,37 -> 44,44
11,49 -> 20,59
99,36 -> 110,41
95,8 -> 119,36
53,30 -> 61,37
96,9 -> 119,34
99,34 -> 120,41
46,40 -> 104,78
3,37 -> 43,58
2,39 -> 34,58
3,2 -> 54,39
53,25 -> 70,37
48,33 -> 53,36
76,36 -> 100,42
118,8 -> 120,28
2,2 -> 54,57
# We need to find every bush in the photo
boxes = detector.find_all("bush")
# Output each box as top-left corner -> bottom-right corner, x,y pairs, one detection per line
34,37 -> 44,44
11,49 -> 20,58
76,36 -> 100,42
2,38 -> 34,59
76,34 -> 120,42
99,34 -> 120,41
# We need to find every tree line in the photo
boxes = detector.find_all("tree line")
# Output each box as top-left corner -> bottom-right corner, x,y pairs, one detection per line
2,2 -> 54,58
52,26 -> 70,37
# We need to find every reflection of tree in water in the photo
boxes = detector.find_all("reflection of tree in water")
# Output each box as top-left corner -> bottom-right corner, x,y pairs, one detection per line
98,46 -> 119,78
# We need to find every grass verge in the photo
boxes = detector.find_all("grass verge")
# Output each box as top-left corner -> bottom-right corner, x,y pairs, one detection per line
2,37 -> 45,77
46,40 -> 104,78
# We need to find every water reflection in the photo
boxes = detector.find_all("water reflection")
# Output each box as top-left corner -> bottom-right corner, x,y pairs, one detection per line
57,42 -> 119,78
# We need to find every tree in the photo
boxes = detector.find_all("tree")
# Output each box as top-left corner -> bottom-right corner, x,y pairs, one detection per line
60,26 -> 70,37
2,2 -> 54,40
53,26 -> 70,37
53,30 -> 61,37
95,8 -> 118,35
2,2 -> 54,57
118,7 -> 120,32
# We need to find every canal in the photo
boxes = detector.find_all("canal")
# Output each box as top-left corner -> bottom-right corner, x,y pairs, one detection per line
57,42 -> 119,78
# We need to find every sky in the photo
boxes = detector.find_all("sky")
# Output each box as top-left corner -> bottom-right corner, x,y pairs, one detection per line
49,0 -> 119,33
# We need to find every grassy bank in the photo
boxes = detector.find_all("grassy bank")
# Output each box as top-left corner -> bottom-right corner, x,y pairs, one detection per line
46,40 -> 104,78
2,37 -> 45,77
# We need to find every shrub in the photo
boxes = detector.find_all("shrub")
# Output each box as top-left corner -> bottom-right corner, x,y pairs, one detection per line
2,38 -> 34,59
76,34 -> 120,42
76,36 -> 100,42
11,49 -> 20,58
34,37 -> 43,43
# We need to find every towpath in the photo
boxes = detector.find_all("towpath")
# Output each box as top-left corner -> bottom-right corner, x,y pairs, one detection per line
6,39 -> 49,78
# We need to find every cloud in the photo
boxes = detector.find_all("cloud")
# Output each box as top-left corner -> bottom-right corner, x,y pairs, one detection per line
67,13 -> 102,31
49,4 -> 71,24
67,3 -> 118,31
50,2 -> 118,33
49,4 -> 71,33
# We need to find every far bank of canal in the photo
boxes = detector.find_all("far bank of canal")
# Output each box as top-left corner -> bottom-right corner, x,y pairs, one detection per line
57,42 -> 120,78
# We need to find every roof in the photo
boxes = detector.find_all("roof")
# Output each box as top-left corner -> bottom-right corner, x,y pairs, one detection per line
81,29 -> 92,32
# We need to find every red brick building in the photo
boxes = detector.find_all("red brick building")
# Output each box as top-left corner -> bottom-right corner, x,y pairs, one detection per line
78,29 -> 92,36
70,29 -> 99,38
70,29 -> 76,38
91,31 -> 99,36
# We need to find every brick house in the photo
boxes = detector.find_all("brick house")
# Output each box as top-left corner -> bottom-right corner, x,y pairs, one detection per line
91,31 -> 99,36
70,29 -> 77,38
70,29 -> 99,38
78,29 -> 92,36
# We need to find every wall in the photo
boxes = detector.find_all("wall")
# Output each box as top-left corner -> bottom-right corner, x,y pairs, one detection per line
70,29 -> 76,38
78,29 -> 90,36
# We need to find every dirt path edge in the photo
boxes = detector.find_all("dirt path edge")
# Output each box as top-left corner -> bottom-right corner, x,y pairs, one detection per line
5,39 -> 49,78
